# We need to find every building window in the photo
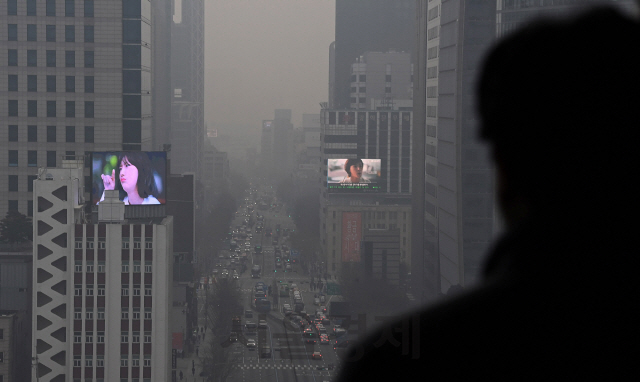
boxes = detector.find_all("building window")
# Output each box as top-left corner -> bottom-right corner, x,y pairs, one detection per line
66,101 -> 75,117
73,356 -> 81,367
8,24 -> 17,41
46,50 -> 56,67
47,126 -> 56,142
28,100 -> 38,117
27,24 -> 37,41
46,25 -> 56,41
133,285 -> 140,296
122,261 -> 129,272
47,101 -> 57,117
132,332 -> 140,343
8,100 -> 18,116
84,25 -> 94,42
7,0 -> 17,15
27,75 -> 37,92
74,332 -> 81,343
86,331 -> 93,342
47,0 -> 56,16
8,49 -> 18,66
8,175 -> 18,192
133,261 -> 141,273
133,238 -> 141,249
97,308 -> 105,320
121,358 -> 128,367
144,332 -> 151,343
84,0 -> 94,17
86,240 -> 93,249
28,125 -> 37,141
98,284 -> 105,296
66,76 -> 75,92
132,308 -> 140,319
27,0 -> 37,15
85,76 -> 94,93
28,151 -> 38,167
359,74 -> 366,82
121,287 -> 129,297
121,331 -> 129,343
97,260 -> 105,272
85,126 -> 94,143
144,261 -> 151,273
145,238 -> 152,249
45,75 -> 56,92
85,101 -> 94,118
65,25 -> 75,42
47,151 -> 56,167
8,75 -> 17,91
8,126 -> 18,141
144,308 -> 151,320
122,308 -> 129,319
27,50 -> 37,66
85,357 -> 92,367
86,285 -> 93,296
8,151 -> 18,167
86,260 -> 94,272
74,308 -> 81,319
143,356 -> 151,367
65,51 -> 75,67
144,285 -> 152,296
74,259 -> 82,270
64,126 -> 75,142
98,240 -> 105,250
97,332 -> 104,343
84,51 -> 94,68
122,238 -> 130,249
65,0 -> 75,17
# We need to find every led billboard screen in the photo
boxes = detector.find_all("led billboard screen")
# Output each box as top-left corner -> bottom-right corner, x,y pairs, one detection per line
327,158 -> 382,192
91,151 -> 167,205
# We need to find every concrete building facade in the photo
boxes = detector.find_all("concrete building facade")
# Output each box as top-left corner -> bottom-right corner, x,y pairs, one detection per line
31,163 -> 173,382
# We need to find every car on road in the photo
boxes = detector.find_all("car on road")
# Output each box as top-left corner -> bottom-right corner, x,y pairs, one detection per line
246,339 -> 256,349
320,334 -> 330,344
258,320 -> 268,329
311,351 -> 323,360
305,338 -> 317,344
229,332 -> 238,342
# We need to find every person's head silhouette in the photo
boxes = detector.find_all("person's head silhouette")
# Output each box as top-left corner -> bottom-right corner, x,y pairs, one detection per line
478,6 -> 640,228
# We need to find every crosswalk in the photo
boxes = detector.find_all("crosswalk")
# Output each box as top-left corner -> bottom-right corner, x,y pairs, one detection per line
236,362 -> 332,371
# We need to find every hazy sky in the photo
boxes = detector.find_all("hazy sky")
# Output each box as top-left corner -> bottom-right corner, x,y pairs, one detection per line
203,0 -> 335,134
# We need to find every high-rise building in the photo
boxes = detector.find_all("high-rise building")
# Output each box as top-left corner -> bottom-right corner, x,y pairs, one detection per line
319,108 -> 413,278
31,162 -> 173,382
412,0 -> 638,299
348,51 -> 413,110
170,0 -> 205,177
1,0 -> 164,219
259,110 -> 294,182
333,0 -> 415,109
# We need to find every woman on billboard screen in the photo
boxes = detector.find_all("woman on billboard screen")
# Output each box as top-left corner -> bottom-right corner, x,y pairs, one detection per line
99,152 -> 161,205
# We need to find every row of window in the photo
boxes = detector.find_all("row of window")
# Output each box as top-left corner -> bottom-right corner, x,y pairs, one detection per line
74,260 -> 105,272
350,87 -> 366,93
8,125 -> 94,143
7,100 -> 95,118
7,175 -> 37,192
120,285 -> 153,297
8,74 -> 94,93
7,200 -> 32,216
7,0 -> 94,17
350,74 -> 367,82
350,97 -> 367,104
120,261 -> 153,272
8,150 -> 58,167
7,49 -> 94,68
72,307 -> 152,321
73,355 -> 152,368
121,238 -> 153,250
8,24 -> 94,43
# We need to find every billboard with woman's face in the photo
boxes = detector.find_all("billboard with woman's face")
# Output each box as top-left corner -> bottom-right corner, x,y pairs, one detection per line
327,158 -> 382,193
91,152 -> 167,205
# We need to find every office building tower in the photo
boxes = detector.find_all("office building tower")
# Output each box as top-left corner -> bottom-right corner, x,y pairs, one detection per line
1,0 -> 162,219
170,0 -> 204,177
333,0 -> 415,109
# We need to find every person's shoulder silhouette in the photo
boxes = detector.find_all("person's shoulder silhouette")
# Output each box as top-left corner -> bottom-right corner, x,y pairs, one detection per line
336,6 -> 640,381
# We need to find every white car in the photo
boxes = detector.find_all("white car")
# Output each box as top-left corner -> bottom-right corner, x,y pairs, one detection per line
246,339 -> 256,349
259,320 -> 268,329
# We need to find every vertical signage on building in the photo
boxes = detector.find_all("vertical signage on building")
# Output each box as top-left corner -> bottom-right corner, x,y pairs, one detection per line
342,212 -> 362,262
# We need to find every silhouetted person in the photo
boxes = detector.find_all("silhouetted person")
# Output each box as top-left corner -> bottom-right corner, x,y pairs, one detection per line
337,6 -> 639,381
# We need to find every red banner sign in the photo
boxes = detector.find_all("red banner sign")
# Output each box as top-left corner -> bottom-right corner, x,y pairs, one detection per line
342,212 -> 362,262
